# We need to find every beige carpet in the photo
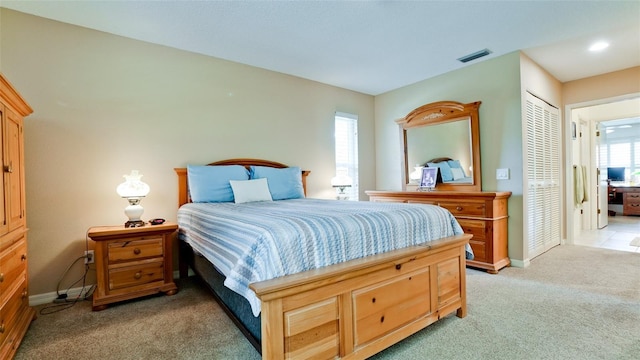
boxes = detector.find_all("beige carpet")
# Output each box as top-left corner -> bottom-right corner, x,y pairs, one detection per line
15,245 -> 640,360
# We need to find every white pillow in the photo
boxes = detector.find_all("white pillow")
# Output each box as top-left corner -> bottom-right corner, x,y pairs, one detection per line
229,178 -> 273,204
451,167 -> 465,180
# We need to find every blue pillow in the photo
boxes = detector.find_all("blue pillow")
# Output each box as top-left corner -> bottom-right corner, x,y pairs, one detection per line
427,162 -> 453,182
187,165 -> 249,202
447,160 -> 466,177
249,166 -> 305,200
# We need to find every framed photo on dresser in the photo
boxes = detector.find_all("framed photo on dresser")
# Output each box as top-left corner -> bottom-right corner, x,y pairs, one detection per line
420,167 -> 438,190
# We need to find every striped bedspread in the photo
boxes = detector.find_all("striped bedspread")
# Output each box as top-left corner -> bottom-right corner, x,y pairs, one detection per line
178,198 -> 469,316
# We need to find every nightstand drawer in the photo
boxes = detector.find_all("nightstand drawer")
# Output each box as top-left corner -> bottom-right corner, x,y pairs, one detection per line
108,237 -> 163,263
438,202 -> 486,217
109,259 -> 165,290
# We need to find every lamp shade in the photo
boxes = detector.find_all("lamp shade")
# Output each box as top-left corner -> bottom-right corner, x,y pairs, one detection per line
409,165 -> 423,182
331,175 -> 352,188
116,170 -> 150,198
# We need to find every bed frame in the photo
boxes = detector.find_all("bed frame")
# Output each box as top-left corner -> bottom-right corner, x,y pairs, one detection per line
175,159 -> 471,360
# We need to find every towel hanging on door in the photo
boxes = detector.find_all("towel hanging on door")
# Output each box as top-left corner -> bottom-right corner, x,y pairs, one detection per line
574,165 -> 584,207
581,165 -> 589,202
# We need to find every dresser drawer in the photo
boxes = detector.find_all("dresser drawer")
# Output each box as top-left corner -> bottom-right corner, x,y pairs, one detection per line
108,237 -> 163,263
438,201 -> 486,217
0,239 -> 27,302
457,219 -> 487,262
624,192 -> 640,203
0,276 -> 28,345
457,219 -> 486,240
108,259 -> 165,291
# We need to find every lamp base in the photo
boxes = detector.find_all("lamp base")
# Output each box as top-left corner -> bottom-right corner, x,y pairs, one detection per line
124,220 -> 145,228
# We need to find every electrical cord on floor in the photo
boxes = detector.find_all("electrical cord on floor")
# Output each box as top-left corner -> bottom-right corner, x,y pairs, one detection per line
39,231 -> 95,315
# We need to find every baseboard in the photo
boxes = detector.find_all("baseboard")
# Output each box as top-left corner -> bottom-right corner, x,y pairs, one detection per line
29,286 -> 90,306
29,270 -> 190,306
510,258 -> 529,268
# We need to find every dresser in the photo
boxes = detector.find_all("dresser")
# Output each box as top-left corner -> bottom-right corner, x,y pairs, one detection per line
608,185 -> 640,216
88,223 -> 178,311
0,74 -> 35,359
366,190 -> 511,274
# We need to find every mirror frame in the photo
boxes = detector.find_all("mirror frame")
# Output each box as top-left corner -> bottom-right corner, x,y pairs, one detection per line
397,100 -> 482,192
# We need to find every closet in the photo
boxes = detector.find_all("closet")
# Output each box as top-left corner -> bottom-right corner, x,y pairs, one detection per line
524,92 -> 561,259
0,73 -> 35,359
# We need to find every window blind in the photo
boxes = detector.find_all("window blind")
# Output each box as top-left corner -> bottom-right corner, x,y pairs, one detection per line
335,112 -> 359,200
598,120 -> 640,180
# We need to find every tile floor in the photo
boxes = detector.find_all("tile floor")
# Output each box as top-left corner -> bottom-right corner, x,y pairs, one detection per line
575,215 -> 640,253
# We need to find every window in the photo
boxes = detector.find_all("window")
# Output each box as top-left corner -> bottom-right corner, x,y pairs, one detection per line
334,112 -> 358,200
598,119 -> 640,181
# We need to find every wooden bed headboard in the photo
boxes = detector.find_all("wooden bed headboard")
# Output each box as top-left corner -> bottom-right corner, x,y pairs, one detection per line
425,157 -> 453,165
174,158 -> 311,207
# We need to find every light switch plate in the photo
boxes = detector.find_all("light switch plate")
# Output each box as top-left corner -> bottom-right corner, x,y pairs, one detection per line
496,168 -> 510,180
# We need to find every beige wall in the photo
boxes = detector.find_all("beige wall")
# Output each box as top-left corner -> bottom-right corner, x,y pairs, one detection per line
563,67 -> 640,106
374,51 -> 524,262
0,9 -> 375,297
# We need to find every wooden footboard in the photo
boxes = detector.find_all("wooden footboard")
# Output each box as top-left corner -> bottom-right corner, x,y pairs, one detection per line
250,234 -> 471,360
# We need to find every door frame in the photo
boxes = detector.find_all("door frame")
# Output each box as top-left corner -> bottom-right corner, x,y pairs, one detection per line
564,92 -> 640,244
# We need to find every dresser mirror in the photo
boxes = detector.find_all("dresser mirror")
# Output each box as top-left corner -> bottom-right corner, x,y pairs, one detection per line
397,101 -> 482,192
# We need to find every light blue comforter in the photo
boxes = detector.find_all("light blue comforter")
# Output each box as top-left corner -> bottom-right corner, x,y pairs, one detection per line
178,198 -> 469,316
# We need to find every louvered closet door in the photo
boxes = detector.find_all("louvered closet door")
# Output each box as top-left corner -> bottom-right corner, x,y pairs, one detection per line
525,92 -> 561,259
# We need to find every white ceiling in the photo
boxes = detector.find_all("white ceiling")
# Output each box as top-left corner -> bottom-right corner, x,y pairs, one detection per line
2,0 -> 639,95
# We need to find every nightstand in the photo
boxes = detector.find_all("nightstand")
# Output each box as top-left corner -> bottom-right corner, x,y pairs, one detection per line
87,222 -> 178,311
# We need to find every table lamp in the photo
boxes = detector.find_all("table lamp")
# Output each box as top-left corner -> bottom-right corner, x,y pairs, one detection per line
116,170 -> 150,227
331,174 -> 352,200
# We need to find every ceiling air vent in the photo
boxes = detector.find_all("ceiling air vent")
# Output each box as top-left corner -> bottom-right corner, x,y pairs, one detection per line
457,48 -> 492,63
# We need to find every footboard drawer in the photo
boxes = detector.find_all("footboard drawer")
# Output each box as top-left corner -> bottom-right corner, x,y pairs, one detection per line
352,268 -> 431,346
283,297 -> 340,359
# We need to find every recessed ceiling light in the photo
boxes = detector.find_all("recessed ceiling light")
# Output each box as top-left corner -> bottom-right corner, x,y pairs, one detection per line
589,41 -> 609,52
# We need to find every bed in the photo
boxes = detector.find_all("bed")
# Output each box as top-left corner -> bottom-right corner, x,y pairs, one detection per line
175,158 -> 472,359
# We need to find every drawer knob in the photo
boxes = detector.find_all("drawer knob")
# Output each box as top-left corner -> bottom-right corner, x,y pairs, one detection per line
22,290 -> 27,299
21,254 -> 27,261
380,316 -> 385,323
372,297 -> 376,303
133,248 -> 141,255
395,264 -> 402,270
456,206 -> 463,211
0,322 -> 4,333
0,273 -> 4,283
134,272 -> 142,280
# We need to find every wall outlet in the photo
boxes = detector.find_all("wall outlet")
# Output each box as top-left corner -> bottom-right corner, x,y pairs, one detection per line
84,250 -> 94,264
496,168 -> 510,180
